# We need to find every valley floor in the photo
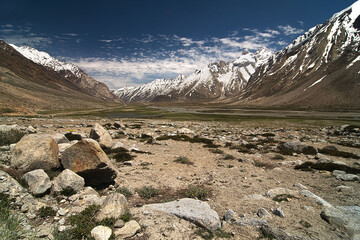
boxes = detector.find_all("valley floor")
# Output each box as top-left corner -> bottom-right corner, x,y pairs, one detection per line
1,115 -> 359,239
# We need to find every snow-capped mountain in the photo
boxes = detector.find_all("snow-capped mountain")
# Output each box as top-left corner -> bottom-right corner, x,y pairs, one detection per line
114,48 -> 274,102
240,0 -> 360,110
10,44 -> 115,100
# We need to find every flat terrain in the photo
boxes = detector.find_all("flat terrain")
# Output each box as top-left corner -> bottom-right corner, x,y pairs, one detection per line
1,111 -> 359,239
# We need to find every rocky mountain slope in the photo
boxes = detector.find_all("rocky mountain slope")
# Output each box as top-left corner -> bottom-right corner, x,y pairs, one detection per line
113,48 -> 273,102
115,1 -> 360,110
0,39 -> 117,113
10,44 -> 115,100
229,1 -> 360,110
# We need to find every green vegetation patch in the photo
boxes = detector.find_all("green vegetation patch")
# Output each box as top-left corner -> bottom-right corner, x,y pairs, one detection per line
116,186 -> 133,198
0,193 -> 24,239
136,186 -> 159,199
319,147 -> 360,159
185,185 -> 210,200
194,228 -> 231,240
174,156 -> 194,165
0,129 -> 25,146
272,194 -> 294,202
38,206 -> 56,218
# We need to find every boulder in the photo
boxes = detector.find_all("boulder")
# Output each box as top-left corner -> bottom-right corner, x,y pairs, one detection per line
52,133 -> 69,144
52,169 -> 85,194
96,193 -> 128,221
11,134 -> 59,172
144,198 -> 221,231
60,139 -> 117,187
321,206 -> 360,239
258,208 -> 272,219
278,142 -> 317,155
273,207 -> 285,218
264,188 -> 298,198
114,220 -> 141,239
90,123 -> 113,149
21,169 -> 52,197
91,226 -> 112,240
26,125 -> 37,134
332,170 -> 360,181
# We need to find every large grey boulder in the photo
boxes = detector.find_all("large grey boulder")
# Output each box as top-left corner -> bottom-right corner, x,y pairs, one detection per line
11,134 -> 59,172
21,169 -> 52,197
144,198 -> 221,231
60,139 -> 117,187
332,170 -> 360,181
321,206 -> 360,239
52,169 -> 85,195
96,193 -> 128,221
52,133 -> 70,144
90,123 -> 113,149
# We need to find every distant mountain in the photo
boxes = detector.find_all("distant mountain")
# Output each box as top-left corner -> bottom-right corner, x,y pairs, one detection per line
0,39 -> 116,113
10,44 -> 115,100
237,0 -> 360,110
114,48 -> 273,102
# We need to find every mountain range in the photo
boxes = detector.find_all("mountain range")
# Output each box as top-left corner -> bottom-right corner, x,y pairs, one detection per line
0,40 -> 116,114
114,1 -> 360,110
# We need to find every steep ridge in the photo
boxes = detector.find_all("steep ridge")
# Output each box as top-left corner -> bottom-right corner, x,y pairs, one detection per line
10,45 -> 115,100
0,39 -> 116,113
114,48 -> 273,102
239,0 -> 360,110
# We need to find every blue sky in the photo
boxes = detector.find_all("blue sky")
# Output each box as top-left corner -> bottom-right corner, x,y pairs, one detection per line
0,0 -> 356,89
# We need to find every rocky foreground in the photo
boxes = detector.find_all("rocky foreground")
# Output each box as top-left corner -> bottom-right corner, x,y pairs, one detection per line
0,117 -> 359,240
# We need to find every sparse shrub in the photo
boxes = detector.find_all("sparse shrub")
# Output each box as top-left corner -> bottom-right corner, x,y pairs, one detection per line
254,160 -> 276,169
272,154 -> 285,160
119,210 -> 132,222
210,148 -> 224,154
39,206 -> 56,218
116,187 -> 133,198
0,129 -> 25,146
98,217 -> 116,227
224,154 -> 235,160
319,147 -> 360,159
225,142 -> 232,147
0,193 -> 24,239
113,152 -> 134,162
66,204 -> 100,239
300,220 -> 312,228
302,146 -> 317,155
185,185 -> 210,200
203,143 -> 221,148
0,108 -> 15,114
262,133 -> 275,137
104,147 -> 129,154
174,156 -> 193,165
272,194 -> 294,202
136,186 -> 159,199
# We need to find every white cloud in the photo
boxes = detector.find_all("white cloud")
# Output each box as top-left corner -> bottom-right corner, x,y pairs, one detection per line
278,25 -> 304,35
3,34 -> 52,48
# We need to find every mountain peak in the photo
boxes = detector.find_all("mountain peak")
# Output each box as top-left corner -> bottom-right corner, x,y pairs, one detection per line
10,44 -> 82,78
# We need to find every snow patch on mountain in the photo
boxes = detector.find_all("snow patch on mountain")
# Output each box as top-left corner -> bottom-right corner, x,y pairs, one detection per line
10,44 -> 82,78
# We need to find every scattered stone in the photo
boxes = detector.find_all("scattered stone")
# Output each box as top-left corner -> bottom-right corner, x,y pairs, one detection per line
332,170 -> 360,181
123,161 -> 134,166
90,123 -> 113,149
21,169 -> 52,197
26,125 -> 37,133
64,132 -> 83,141
144,198 -> 221,231
243,194 -> 270,201
293,182 -> 308,190
11,134 -> 60,172
321,206 -> 360,239
260,225 -> 310,240
300,190 -> 332,207
264,188 -> 298,198
273,207 -> 285,218
91,225 -> 112,240
52,169 -> 85,195
111,141 -> 124,150
177,128 -> 195,135
60,139 -> 117,187
114,219 -> 125,228
234,217 -> 268,226
257,208 -> 272,219
57,208 -> 68,216
96,193 -> 128,221
114,220 -> 141,239
224,209 -> 237,222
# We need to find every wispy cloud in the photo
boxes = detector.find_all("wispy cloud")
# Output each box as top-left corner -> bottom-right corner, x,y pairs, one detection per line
278,24 -> 304,35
